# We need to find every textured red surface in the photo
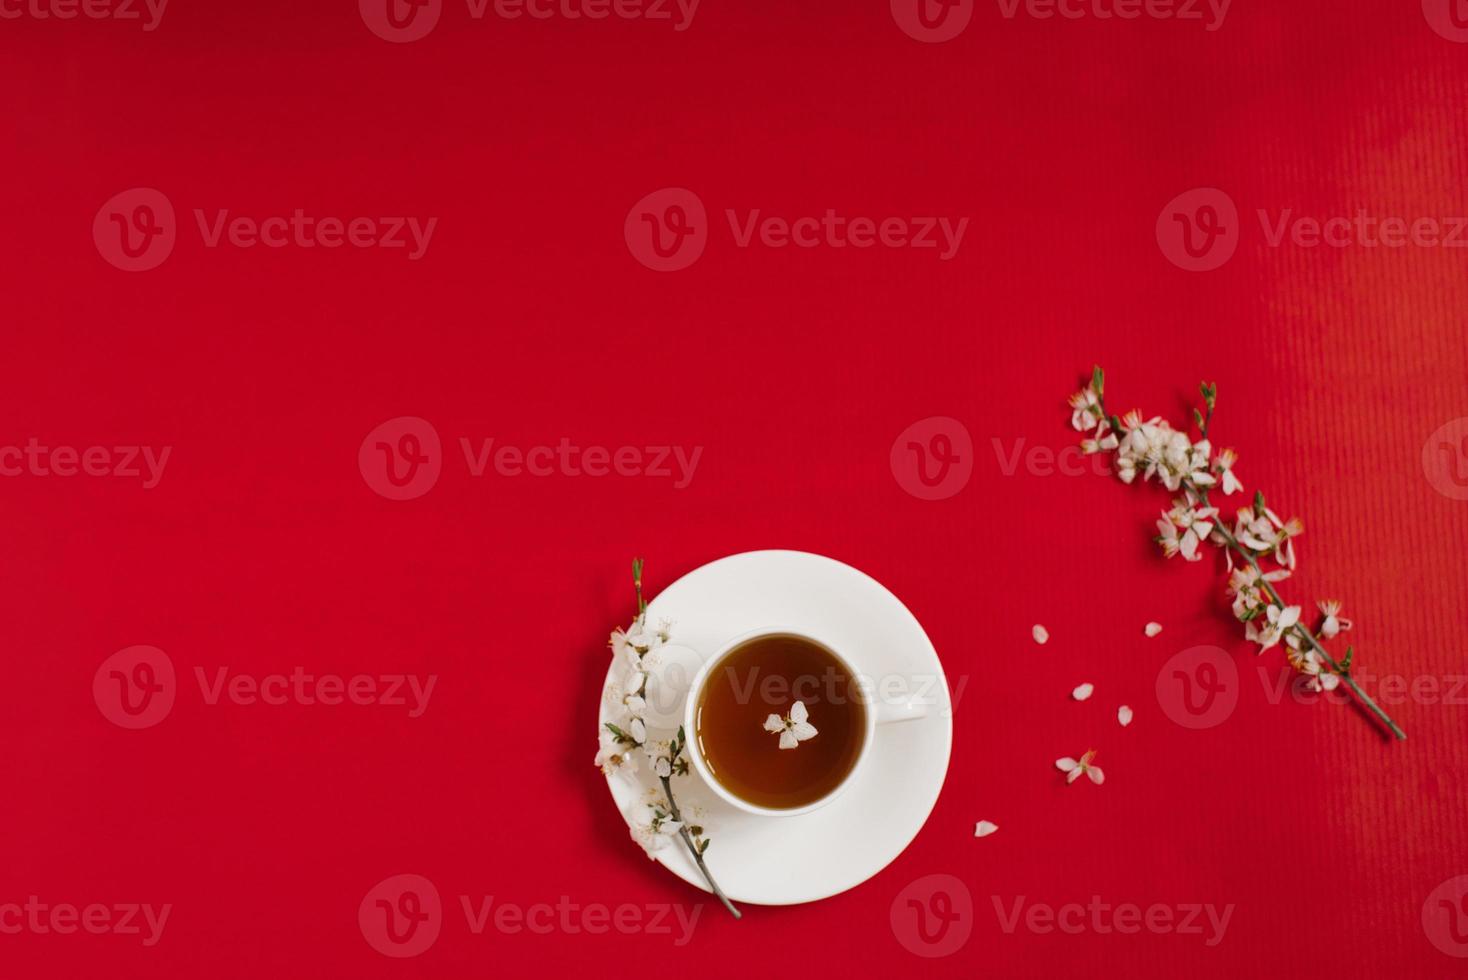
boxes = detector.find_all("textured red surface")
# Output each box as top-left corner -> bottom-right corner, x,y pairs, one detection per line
3,1 -> 1468,976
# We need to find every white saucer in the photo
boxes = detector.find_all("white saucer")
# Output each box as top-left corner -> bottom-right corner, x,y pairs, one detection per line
598,550 -> 954,906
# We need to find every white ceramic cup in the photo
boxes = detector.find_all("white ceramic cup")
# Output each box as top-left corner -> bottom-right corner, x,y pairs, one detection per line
682,626 -> 928,817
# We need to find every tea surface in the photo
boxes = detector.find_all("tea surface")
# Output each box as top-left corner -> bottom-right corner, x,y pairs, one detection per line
694,635 -> 866,809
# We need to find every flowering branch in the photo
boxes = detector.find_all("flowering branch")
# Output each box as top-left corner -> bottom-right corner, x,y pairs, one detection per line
1069,367 -> 1405,740
596,559 -> 742,918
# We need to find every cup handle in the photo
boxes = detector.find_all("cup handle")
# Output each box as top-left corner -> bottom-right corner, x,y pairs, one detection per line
874,698 -> 928,725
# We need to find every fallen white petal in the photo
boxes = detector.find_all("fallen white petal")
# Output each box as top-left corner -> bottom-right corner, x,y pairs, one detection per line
763,713 -> 784,733
1072,683 -> 1094,701
779,729 -> 798,750
1118,705 -> 1134,727
1144,622 -> 1162,637
1055,757 -> 1079,772
1032,624 -> 1049,645
974,820 -> 999,838
1087,767 -> 1105,785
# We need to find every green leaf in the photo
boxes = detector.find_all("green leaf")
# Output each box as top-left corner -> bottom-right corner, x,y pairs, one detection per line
1091,365 -> 1104,394
1253,490 -> 1266,513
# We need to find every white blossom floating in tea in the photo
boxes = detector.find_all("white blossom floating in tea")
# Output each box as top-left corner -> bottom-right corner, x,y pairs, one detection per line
763,700 -> 819,750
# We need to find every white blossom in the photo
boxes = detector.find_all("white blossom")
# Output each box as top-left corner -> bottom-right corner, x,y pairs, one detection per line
1157,497 -> 1218,561
1233,507 -> 1303,568
974,820 -> 999,838
606,665 -> 647,719
1117,420 -> 1214,492
765,700 -> 818,750
1063,372 -> 1398,737
594,730 -> 640,778
1318,600 -> 1352,639
628,802 -> 682,858
1287,646 -> 1341,693
1245,603 -> 1301,653
1227,565 -> 1291,621
1069,386 -> 1103,432
1055,749 -> 1104,785
1214,447 -> 1243,495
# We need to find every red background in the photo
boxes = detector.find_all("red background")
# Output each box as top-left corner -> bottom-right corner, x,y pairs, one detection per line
4,0 -> 1468,976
